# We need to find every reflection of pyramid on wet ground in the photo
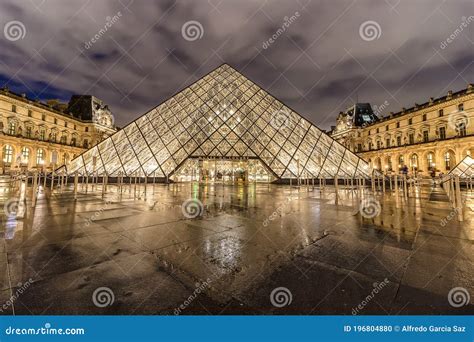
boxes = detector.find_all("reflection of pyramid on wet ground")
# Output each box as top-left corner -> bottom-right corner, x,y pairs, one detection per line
449,155 -> 474,178
66,64 -> 373,180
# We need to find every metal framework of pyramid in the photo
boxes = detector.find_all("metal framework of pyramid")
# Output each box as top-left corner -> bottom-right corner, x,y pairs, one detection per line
66,64 -> 373,180
448,155 -> 474,178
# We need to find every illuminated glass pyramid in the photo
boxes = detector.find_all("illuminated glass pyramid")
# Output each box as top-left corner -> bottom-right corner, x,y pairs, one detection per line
449,155 -> 474,178
66,64 -> 372,180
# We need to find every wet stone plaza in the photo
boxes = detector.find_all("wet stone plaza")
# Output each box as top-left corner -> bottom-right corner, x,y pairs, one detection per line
0,178 -> 473,315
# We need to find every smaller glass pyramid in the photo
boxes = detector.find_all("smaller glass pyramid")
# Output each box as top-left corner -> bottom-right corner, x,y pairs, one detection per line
449,155 -> 474,178
66,64 -> 374,180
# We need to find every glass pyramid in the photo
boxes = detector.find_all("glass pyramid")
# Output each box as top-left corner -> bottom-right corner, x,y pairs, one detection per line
449,155 -> 474,178
66,64 -> 373,180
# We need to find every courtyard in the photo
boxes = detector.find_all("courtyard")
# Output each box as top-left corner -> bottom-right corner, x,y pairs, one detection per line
0,178 -> 472,315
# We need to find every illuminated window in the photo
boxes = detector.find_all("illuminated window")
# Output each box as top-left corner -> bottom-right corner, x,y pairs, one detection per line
444,151 -> 454,170
36,149 -> 45,165
21,147 -> 30,163
8,122 -> 16,135
3,145 -> 13,163
410,154 -> 418,168
427,152 -> 434,167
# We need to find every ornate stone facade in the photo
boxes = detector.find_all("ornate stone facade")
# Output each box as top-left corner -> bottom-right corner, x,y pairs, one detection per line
331,85 -> 474,176
0,89 -> 116,173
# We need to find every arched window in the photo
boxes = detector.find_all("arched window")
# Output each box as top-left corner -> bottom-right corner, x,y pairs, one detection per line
3,145 -> 13,163
444,151 -> 455,170
398,155 -> 404,168
426,152 -> 434,168
385,157 -> 392,171
83,139 -> 89,148
60,135 -> 67,144
21,147 -> 30,164
51,151 -> 59,164
410,154 -> 418,168
63,153 -> 69,165
36,149 -> 45,165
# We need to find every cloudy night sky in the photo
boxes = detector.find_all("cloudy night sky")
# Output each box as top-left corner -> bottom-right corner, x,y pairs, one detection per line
0,0 -> 472,130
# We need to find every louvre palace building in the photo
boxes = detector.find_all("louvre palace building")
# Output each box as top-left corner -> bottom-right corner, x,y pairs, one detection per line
0,89 -> 116,174
330,84 -> 474,176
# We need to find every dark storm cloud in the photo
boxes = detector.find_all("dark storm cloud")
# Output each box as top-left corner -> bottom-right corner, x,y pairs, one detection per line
0,0 -> 472,129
